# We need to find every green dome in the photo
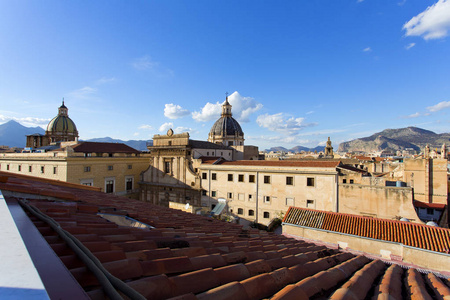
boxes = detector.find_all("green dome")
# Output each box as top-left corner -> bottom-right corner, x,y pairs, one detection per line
46,115 -> 78,133
45,101 -> 79,143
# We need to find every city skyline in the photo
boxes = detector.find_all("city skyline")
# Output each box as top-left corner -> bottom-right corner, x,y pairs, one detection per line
1,1 -> 450,149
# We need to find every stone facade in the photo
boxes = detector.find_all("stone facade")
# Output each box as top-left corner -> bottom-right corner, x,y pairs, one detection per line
0,145 -> 150,196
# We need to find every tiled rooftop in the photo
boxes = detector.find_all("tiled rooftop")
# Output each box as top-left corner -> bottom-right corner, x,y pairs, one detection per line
69,142 -> 141,154
283,207 -> 450,253
1,171 -> 449,299
204,160 -> 341,168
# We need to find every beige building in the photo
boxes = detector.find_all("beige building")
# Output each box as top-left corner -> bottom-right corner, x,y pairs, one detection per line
0,141 -> 150,196
198,160 -> 341,226
140,130 -> 235,207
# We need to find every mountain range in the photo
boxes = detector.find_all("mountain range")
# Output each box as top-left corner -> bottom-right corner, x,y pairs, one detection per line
264,145 -> 325,153
0,120 -> 152,150
1,120 -> 449,153
0,120 -> 45,148
338,127 -> 450,153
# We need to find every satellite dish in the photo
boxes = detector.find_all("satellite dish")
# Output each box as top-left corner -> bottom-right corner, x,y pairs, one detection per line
185,203 -> 190,210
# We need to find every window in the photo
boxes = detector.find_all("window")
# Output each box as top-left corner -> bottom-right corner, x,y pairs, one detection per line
237,208 -> 243,215
350,179 -> 354,184
168,141 -> 172,146
18,165 -> 21,172
128,164 -> 132,169
6,164 -> 9,171
106,180 -> 114,193
202,190 -> 207,196
126,177 -> 133,191
264,176 -> 271,184
228,174 -> 233,181
211,191 -> 217,197
286,198 -> 294,206
80,179 -> 93,186
263,212 -> 270,219
207,152 -> 209,156
40,166 -> 45,173
286,176 -> 293,185
238,193 -> 244,201
229,141 -> 233,146
264,196 -> 271,203
29,166 -> 32,172
248,194 -> 254,201
249,210 -> 255,216
307,177 -> 315,187
107,165 -> 113,171
343,179 -> 347,184
84,166 -> 91,172
164,161 -> 171,174
238,174 -> 244,182
427,208 -> 433,215
249,175 -> 255,183
212,173 -> 217,180
202,173 -> 207,180
307,199 -> 315,208
228,192 -> 233,199
53,167 -> 57,174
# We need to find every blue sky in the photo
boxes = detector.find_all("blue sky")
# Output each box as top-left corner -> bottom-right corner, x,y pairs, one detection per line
1,0 -> 449,150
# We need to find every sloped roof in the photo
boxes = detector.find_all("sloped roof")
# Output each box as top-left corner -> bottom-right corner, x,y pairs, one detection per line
1,172 -> 449,299
414,201 -> 447,210
69,142 -> 140,154
283,207 -> 450,253
204,160 -> 341,168
189,140 -> 232,150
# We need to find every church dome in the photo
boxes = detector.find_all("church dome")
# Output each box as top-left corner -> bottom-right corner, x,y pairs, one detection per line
208,96 -> 244,147
209,115 -> 243,137
47,115 -> 78,133
46,100 -> 79,143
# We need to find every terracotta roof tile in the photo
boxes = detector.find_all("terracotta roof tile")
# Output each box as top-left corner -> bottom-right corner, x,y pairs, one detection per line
1,171 -> 448,299
205,160 -> 341,168
284,206 -> 450,253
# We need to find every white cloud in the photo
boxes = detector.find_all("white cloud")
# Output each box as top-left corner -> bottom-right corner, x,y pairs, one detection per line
174,126 -> 194,134
0,114 -> 51,128
159,122 -> 173,132
402,112 -> 421,118
403,0 -> 450,40
164,104 -> 190,119
427,101 -> 450,112
68,86 -> 97,99
405,42 -> 416,50
227,91 -> 263,122
363,47 -> 372,52
357,0 -> 364,3
133,132 -> 139,137
139,124 -> 153,130
192,102 -> 222,122
132,55 -> 158,70
96,77 -> 116,85
256,113 -> 316,135
192,91 -> 262,122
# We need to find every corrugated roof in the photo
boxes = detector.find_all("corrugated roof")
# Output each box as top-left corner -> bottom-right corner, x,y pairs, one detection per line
283,207 -> 450,253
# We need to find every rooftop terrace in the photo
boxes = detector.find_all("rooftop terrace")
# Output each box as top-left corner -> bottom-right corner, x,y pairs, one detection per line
0,171 -> 449,299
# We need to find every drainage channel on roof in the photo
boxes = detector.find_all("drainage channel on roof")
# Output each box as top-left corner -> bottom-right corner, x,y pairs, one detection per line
97,213 -> 155,229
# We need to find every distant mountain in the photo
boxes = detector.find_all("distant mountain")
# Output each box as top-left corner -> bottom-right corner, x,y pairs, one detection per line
0,120 -> 45,148
86,137 -> 152,151
338,127 -> 450,153
265,145 -> 325,153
